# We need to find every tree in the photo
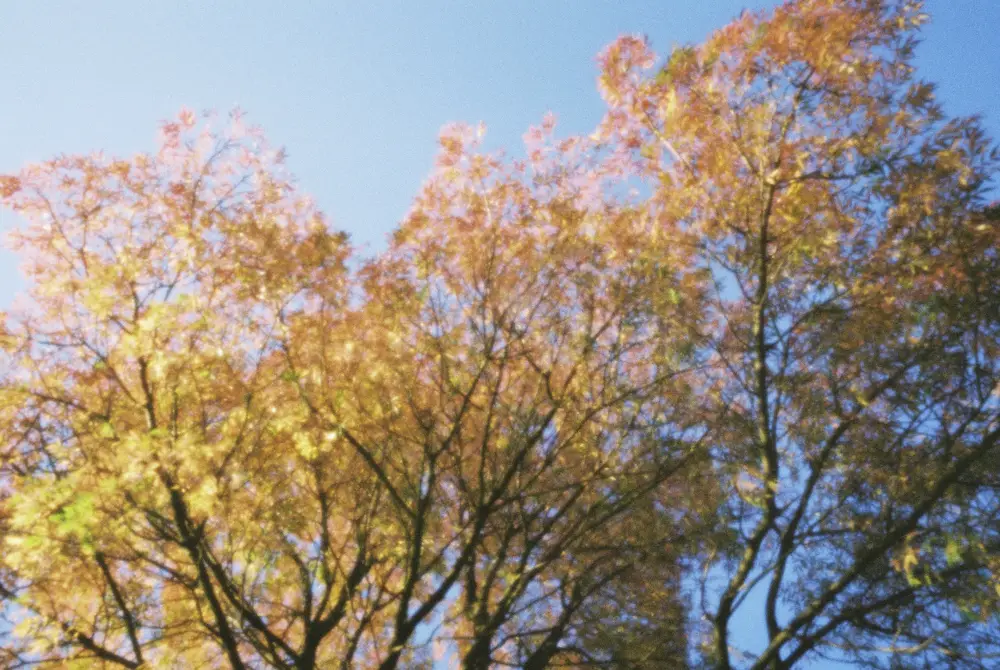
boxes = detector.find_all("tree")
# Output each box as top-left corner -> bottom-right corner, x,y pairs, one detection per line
0,110 -> 708,668
1,1 -> 998,669
595,0 -> 1000,666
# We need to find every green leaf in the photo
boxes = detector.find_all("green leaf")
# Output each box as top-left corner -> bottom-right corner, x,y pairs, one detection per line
53,493 -> 95,539
945,538 -> 963,567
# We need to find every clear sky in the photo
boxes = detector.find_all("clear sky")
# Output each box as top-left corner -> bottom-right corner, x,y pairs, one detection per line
2,2 -> 998,292
1,2 -> 998,666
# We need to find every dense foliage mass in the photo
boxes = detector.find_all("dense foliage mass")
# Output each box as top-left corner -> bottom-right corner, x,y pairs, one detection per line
1,1 -> 998,667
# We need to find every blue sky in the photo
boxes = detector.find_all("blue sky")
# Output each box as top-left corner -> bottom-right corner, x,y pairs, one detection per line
1,2 -> 998,666
2,1 -> 997,291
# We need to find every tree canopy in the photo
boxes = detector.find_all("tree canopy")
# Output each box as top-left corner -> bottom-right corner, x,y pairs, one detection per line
1,0 -> 999,668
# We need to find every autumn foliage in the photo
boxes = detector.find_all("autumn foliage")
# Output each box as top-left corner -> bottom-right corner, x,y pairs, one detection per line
2,1 -> 999,668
